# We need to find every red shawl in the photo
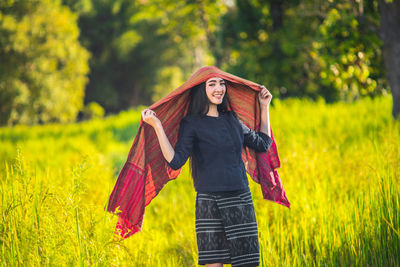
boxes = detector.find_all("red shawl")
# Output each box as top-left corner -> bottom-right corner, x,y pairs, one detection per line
106,66 -> 290,239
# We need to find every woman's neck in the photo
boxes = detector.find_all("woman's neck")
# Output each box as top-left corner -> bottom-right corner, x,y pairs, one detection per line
206,104 -> 219,117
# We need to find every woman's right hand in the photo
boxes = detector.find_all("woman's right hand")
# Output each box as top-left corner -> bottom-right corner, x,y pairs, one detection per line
142,108 -> 161,129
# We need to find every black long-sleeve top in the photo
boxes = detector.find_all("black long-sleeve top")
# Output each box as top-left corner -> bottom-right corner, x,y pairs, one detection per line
166,110 -> 273,193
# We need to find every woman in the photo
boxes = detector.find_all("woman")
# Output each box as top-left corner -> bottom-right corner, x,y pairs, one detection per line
141,76 -> 273,267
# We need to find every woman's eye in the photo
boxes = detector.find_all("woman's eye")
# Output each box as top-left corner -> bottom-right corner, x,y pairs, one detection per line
209,82 -> 225,87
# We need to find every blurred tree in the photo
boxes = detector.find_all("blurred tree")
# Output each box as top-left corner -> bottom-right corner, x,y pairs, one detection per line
151,66 -> 184,103
63,0 -> 228,112
379,0 -> 400,119
60,0 -> 391,114
312,1 -> 386,102
193,0 -> 228,68
62,0 -> 93,14
217,0 -> 386,103
73,0 -> 147,112
0,0 -> 90,126
218,0 -> 322,100
80,101 -> 105,120
140,0 -> 228,100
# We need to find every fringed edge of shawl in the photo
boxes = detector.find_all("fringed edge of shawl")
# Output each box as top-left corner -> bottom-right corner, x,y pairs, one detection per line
105,161 -> 146,239
255,152 -> 291,209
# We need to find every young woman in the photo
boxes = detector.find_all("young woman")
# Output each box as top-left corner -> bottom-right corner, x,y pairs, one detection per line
141,76 -> 272,267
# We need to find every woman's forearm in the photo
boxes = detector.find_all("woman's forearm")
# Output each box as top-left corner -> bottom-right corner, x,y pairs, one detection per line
260,106 -> 271,138
153,123 -> 175,163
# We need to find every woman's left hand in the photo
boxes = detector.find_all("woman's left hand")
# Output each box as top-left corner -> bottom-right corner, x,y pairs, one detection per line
258,85 -> 272,108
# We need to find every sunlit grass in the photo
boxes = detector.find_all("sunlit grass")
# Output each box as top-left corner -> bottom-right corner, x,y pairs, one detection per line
1,95 -> 399,266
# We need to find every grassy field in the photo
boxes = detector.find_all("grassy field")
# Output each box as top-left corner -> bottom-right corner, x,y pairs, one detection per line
1,95 -> 399,266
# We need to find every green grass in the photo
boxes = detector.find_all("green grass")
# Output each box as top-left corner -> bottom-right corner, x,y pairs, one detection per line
0,95 -> 399,266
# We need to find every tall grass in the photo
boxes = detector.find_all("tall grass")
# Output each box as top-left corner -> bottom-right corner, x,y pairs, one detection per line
0,95 -> 399,266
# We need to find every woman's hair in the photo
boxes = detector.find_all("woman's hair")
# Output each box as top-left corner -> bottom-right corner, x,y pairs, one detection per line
186,79 -> 229,185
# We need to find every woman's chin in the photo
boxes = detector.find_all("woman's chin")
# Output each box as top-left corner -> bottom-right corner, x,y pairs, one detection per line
213,98 -> 224,104
208,98 -> 224,105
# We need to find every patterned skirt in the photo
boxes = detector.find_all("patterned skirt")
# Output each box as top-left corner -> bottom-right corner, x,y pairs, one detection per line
195,187 -> 260,267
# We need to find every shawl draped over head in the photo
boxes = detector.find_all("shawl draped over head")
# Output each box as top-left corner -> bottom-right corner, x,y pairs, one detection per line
106,66 -> 290,239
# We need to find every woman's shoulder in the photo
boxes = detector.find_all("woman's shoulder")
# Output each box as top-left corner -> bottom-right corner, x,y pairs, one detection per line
180,113 -> 201,125
225,110 -> 244,128
181,111 -> 235,122
225,110 -> 239,119
182,113 -> 200,120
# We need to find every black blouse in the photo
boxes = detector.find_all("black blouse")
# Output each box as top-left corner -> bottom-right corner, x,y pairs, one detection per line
166,110 -> 273,193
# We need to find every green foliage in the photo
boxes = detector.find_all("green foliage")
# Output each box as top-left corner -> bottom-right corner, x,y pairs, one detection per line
0,0 -> 392,125
62,0 -> 92,15
0,96 -> 399,265
74,0 -> 170,111
81,101 -> 105,120
151,66 -> 184,102
312,3 -> 386,102
63,0 -> 227,111
0,0 -> 90,126
220,0 -> 323,100
218,0 -> 387,103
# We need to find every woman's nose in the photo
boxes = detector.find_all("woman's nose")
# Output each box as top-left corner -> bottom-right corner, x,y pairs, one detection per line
216,85 -> 225,91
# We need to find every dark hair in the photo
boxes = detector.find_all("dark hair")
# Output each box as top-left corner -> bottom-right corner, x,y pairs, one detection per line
187,79 -> 229,185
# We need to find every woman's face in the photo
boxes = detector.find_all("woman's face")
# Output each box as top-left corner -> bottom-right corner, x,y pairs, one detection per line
205,77 -> 226,105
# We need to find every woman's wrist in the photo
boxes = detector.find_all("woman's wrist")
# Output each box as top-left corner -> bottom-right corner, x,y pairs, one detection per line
260,104 -> 269,112
260,104 -> 270,137
153,121 -> 163,132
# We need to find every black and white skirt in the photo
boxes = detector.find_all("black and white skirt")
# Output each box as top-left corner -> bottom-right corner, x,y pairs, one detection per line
195,187 -> 260,267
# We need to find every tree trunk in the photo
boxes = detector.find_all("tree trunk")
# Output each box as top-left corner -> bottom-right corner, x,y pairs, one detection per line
379,0 -> 400,119
270,0 -> 284,31
196,0 -> 223,68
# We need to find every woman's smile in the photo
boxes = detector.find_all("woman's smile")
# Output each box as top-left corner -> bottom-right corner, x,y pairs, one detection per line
212,92 -> 224,100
